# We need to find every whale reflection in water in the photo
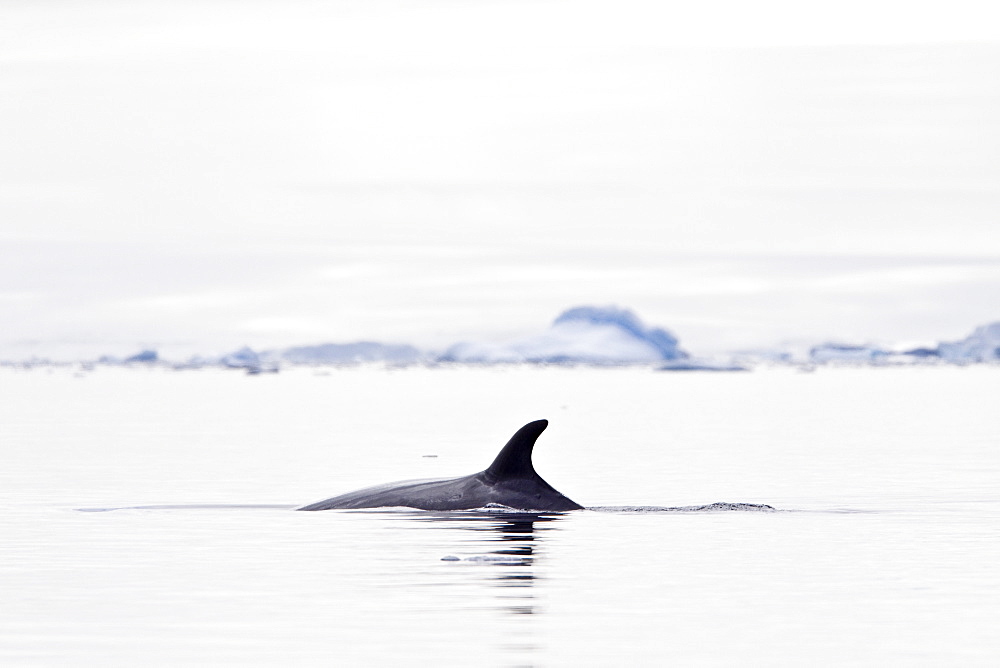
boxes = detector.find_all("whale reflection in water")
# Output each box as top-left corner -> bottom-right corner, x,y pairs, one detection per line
388,509 -> 565,618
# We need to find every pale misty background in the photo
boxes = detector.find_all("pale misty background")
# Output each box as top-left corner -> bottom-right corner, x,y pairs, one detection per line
2,0 -> 998,360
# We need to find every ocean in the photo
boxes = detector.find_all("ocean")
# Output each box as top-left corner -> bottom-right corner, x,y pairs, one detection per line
2,365 -> 998,665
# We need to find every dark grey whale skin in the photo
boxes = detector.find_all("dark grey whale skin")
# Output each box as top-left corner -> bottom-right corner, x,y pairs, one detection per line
297,420 -> 583,512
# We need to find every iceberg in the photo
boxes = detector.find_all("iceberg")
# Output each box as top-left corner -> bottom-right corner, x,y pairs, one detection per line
440,306 -> 687,365
937,322 -> 1000,363
657,359 -> 749,372
205,342 -> 425,370
281,342 -> 424,365
219,346 -> 261,371
124,349 -> 158,364
901,347 -> 940,359
809,343 -> 888,364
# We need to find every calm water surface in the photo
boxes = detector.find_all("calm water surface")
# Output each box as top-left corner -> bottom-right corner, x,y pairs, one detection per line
1,366 -> 998,665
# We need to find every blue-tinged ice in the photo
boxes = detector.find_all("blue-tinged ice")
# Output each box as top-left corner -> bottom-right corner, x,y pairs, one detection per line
124,349 -> 158,363
220,346 -> 262,370
657,359 -> 749,372
937,321 -> 1000,363
281,342 -> 424,365
440,306 -> 687,365
809,343 -> 889,364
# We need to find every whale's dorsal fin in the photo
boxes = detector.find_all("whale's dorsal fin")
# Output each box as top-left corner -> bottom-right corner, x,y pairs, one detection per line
485,419 -> 547,480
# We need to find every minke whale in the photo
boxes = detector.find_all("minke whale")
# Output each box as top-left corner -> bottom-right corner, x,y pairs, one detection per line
297,419 -> 583,511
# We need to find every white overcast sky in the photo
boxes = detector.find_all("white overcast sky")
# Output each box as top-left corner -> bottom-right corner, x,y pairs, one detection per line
1,0 -> 999,358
